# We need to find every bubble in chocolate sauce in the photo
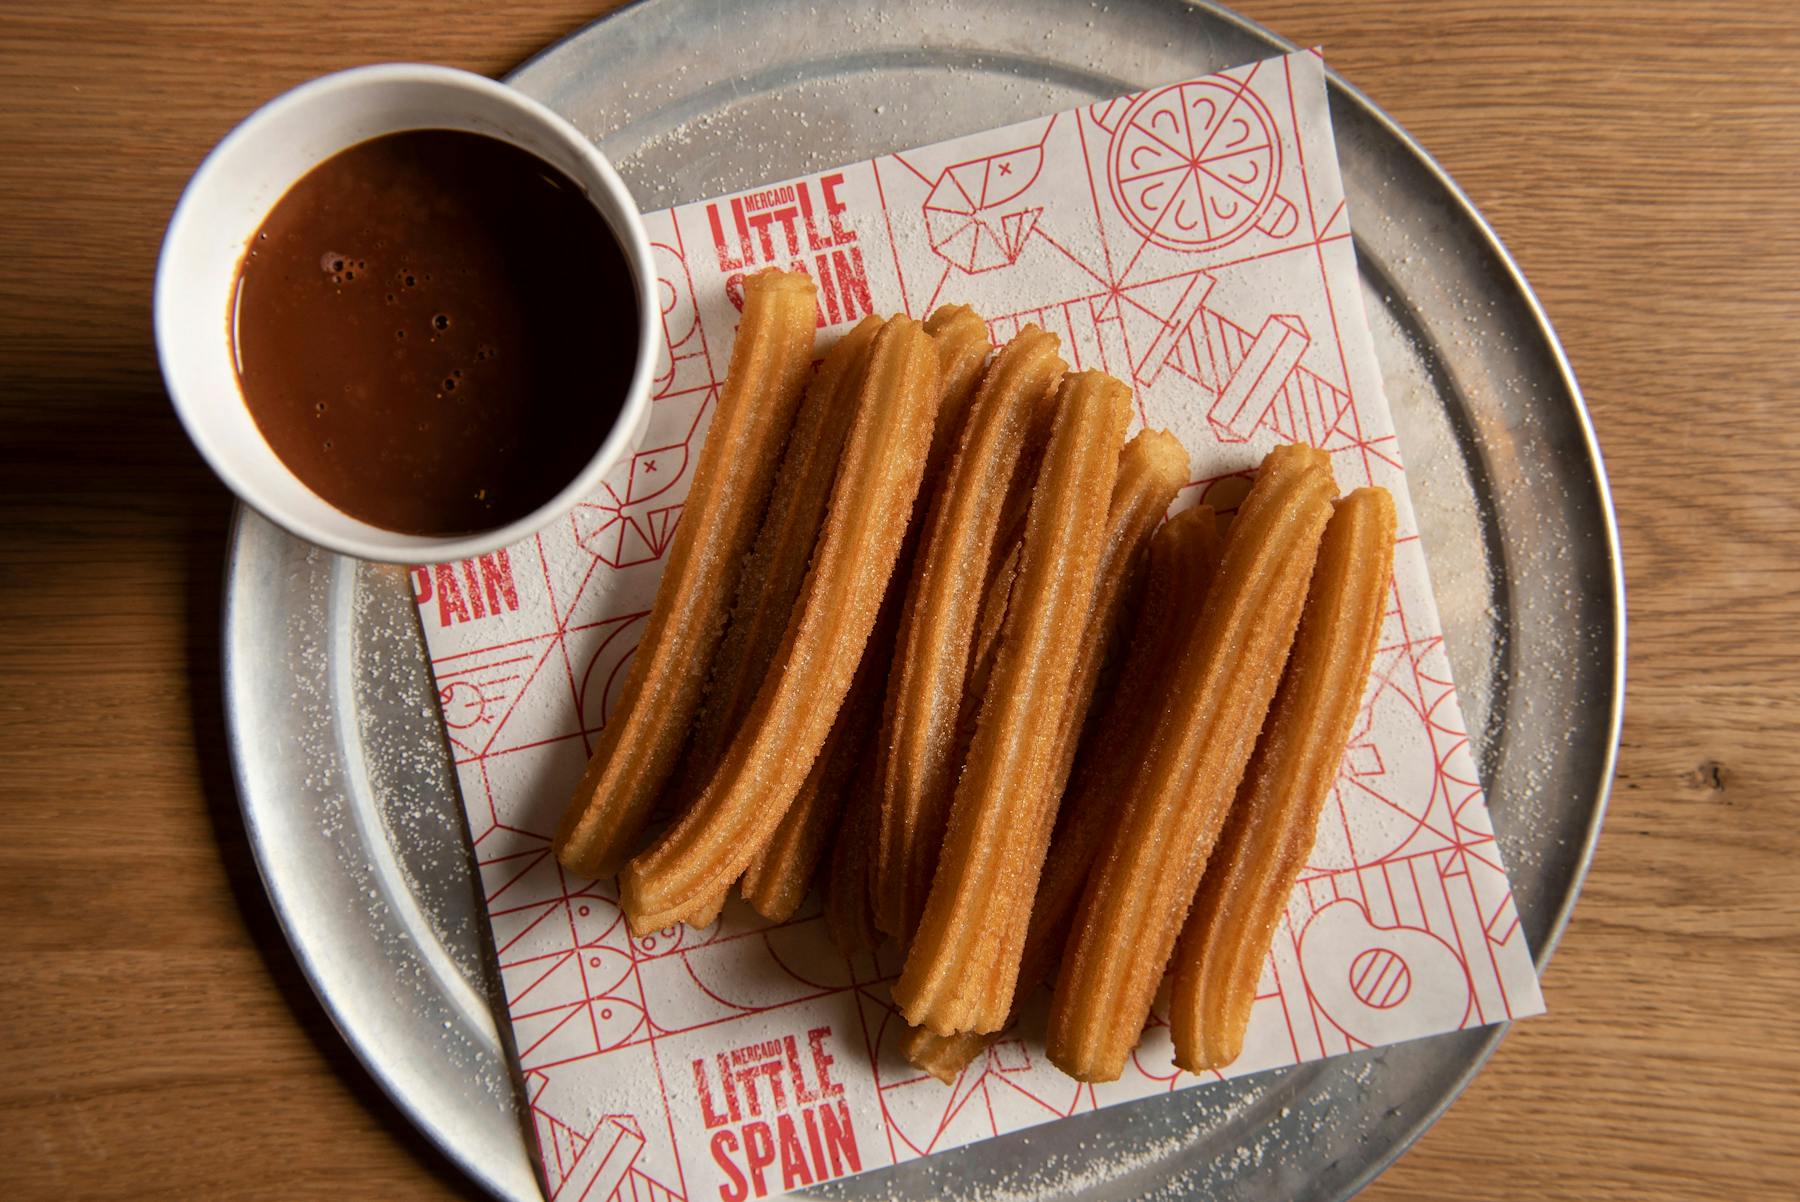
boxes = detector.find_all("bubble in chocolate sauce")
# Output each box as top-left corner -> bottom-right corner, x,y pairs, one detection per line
433,314 -> 449,330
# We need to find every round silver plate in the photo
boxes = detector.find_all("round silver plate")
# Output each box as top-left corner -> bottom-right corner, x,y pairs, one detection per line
223,2 -> 1624,1199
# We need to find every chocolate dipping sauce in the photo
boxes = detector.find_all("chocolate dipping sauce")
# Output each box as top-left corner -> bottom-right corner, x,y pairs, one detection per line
232,129 -> 635,536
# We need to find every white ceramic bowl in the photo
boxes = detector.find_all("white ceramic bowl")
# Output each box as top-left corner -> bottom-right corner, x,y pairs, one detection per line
156,63 -> 656,564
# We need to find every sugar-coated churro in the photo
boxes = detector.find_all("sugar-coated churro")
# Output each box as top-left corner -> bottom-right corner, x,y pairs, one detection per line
902,1023 -> 987,1084
875,327 -> 1065,942
923,304 -> 994,475
792,305 -> 994,945
971,541 -> 1022,690
554,269 -> 818,878
1032,505 -> 1221,969
952,423 -> 1188,1033
949,538 -> 1021,759
824,753 -> 881,955
620,318 -> 941,933
735,742 -> 845,924
668,316 -> 883,812
1170,486 -> 1395,1073
1045,429 -> 1189,796
943,427 -> 1187,1015
948,400 -> 1152,807
739,639 -> 885,922
1047,444 -> 1334,1081
895,370 -> 1132,1036
904,503 -> 1220,1082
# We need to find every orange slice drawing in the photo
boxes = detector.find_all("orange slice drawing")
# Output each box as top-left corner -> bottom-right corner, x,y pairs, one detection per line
1108,78 -> 1285,252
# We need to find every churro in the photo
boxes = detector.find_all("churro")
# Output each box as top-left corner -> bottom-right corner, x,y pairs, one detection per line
949,538 -> 1021,759
895,370 -> 1132,1036
1045,429 -> 1189,795
810,307 -> 993,950
1170,486 -> 1395,1073
922,304 -> 994,474
902,1024 -> 987,1085
904,503 -> 1219,1082
824,755 -> 881,955
875,327 -> 1065,942
554,269 -> 818,878
620,318 -> 941,933
941,398 -> 1166,861
1032,506 -> 1221,969
669,316 -> 882,812
944,427 -> 1186,996
739,639 -> 885,922
952,423 -> 1187,1034
1047,444 -> 1334,1081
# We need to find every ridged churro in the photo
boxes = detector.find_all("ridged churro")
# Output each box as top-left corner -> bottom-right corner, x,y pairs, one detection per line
795,306 -> 994,945
1045,429 -> 1189,795
554,269 -> 818,878
949,538 -> 1020,760
895,370 -> 1132,1036
1170,486 -> 1395,1073
922,304 -> 994,473
1032,506 -> 1222,972
739,640 -> 884,922
1047,444 -> 1335,1081
824,756 -> 881,955
669,316 -> 882,811
620,318 -> 941,933
876,327 -> 1065,942
949,428 -> 1188,1028
901,1023 -> 987,1084
926,430 -> 1178,963
904,502 -> 1219,1082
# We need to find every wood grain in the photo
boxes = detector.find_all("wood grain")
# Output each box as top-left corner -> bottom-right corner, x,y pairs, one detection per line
1,0 -> 1795,1198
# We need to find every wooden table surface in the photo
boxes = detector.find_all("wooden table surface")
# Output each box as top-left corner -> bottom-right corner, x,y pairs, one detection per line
3,1 -> 1796,1198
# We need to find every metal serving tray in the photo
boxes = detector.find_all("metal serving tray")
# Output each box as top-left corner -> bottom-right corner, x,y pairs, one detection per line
223,2 -> 1624,1198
